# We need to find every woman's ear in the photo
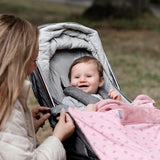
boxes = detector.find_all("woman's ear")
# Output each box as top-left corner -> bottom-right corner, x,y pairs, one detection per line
99,77 -> 104,87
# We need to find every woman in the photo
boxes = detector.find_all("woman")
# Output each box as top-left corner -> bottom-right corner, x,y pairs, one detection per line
0,14 -> 75,160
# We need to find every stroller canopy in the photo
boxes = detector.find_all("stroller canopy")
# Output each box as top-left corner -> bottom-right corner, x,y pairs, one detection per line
36,22 -> 130,104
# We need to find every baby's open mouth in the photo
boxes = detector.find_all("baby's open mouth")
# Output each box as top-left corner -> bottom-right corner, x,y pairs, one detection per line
78,85 -> 89,88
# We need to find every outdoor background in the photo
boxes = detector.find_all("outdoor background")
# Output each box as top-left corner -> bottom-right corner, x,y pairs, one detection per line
1,0 -> 160,143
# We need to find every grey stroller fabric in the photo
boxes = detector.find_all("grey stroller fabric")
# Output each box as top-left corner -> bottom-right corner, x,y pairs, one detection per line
63,86 -> 102,109
30,22 -> 131,160
37,22 -> 130,104
63,86 -> 110,106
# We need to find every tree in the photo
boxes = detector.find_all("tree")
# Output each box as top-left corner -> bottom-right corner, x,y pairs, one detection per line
83,0 -> 150,19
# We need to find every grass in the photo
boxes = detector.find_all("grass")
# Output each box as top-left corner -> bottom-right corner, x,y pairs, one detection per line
99,29 -> 160,107
1,0 -> 160,142
107,12 -> 160,31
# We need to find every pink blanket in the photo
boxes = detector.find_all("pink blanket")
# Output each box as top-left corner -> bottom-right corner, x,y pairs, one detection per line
69,95 -> 160,160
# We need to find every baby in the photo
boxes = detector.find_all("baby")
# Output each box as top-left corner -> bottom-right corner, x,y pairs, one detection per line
62,56 -> 121,110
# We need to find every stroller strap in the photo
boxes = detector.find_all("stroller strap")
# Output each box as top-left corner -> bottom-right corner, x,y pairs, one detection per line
64,86 -> 110,106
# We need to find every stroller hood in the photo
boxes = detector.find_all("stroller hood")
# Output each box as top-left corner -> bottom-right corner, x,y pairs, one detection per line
36,22 -> 130,104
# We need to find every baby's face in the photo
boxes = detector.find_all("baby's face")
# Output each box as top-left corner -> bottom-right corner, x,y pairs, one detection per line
70,62 -> 104,94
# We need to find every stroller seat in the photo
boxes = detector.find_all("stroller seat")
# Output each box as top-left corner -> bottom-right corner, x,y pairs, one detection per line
30,22 -> 131,160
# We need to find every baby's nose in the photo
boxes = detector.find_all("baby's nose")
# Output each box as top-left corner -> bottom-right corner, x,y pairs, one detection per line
79,76 -> 86,82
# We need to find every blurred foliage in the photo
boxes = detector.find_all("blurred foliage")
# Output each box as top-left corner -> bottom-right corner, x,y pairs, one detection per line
83,0 -> 150,19
0,0 -> 85,25
151,0 -> 160,3
0,0 -> 160,32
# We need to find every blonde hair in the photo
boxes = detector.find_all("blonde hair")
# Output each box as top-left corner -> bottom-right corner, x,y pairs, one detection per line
0,14 -> 39,130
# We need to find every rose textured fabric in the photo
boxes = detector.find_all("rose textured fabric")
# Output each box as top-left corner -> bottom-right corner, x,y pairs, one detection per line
69,95 -> 160,160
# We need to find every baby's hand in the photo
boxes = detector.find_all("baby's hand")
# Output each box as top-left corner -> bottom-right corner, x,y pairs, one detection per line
84,104 -> 97,111
108,89 -> 122,101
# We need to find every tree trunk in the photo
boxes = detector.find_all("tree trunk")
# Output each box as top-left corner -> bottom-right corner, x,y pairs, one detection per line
130,0 -> 150,16
83,0 -> 150,19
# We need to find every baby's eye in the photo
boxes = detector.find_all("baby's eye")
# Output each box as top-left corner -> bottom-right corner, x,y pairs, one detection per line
75,76 -> 80,79
87,75 -> 92,77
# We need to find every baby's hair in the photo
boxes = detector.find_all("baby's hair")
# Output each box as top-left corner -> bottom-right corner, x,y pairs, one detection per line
68,56 -> 104,81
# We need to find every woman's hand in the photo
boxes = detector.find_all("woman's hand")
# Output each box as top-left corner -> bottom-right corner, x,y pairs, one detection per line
53,108 -> 75,142
31,106 -> 50,133
108,89 -> 122,101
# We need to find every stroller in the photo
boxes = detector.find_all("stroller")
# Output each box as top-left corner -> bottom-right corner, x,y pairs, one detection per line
30,22 -> 131,160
